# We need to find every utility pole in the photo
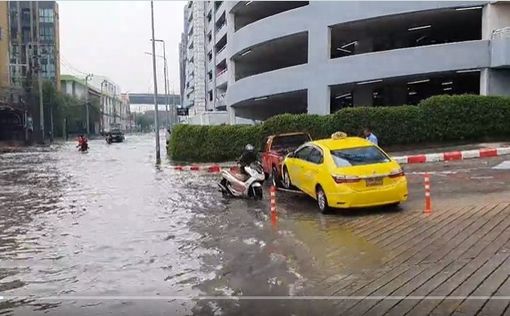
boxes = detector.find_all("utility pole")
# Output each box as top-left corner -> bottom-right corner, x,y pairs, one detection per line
150,0 -> 161,163
85,73 -> 93,136
156,39 -> 170,128
63,117 -> 67,141
31,42 -> 44,144
37,59 -> 44,144
50,104 -> 54,142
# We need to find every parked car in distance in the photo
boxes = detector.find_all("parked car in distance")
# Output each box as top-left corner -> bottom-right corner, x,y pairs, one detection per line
281,133 -> 408,213
108,128 -> 125,143
261,132 -> 312,187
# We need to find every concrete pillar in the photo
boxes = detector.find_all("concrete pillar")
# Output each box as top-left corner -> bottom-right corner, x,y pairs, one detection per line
482,2 -> 510,40
353,86 -> 373,107
307,25 -> 330,115
307,85 -> 330,115
228,106 -> 236,124
480,68 -> 510,97
308,25 -> 330,64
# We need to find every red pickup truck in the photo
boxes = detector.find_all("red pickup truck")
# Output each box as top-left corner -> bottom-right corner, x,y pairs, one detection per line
261,132 -> 312,187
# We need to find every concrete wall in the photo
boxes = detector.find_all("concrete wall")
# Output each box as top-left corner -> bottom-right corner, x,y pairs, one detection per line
185,111 -> 229,125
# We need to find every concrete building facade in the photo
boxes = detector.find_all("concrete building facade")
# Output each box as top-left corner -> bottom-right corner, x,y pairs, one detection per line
8,1 -> 60,91
224,1 -> 510,122
0,2 -> 10,92
180,1 -> 231,125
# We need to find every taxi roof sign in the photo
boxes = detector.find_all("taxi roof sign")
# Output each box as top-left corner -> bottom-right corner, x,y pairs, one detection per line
331,131 -> 348,140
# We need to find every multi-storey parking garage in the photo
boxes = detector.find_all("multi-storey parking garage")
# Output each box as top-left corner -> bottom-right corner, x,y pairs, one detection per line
224,1 -> 510,121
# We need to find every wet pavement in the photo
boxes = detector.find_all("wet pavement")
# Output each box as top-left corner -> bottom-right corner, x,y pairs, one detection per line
1,134 -> 510,315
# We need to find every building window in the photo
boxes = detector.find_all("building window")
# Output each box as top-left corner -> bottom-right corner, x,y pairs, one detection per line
39,25 -> 54,41
39,8 -> 54,23
208,90 -> 213,101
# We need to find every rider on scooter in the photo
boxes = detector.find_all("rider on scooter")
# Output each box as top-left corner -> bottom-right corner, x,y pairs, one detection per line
77,135 -> 88,151
239,144 -> 258,176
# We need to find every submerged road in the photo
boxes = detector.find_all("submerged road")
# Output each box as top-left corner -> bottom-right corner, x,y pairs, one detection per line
1,134 -> 510,315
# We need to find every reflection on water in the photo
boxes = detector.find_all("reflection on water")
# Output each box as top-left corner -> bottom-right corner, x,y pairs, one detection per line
0,134 -> 387,315
0,135 -> 215,315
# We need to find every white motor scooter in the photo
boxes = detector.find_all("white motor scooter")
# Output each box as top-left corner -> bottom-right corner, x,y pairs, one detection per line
218,161 -> 265,200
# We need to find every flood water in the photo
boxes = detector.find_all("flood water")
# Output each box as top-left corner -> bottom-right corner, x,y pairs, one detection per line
0,134 -> 387,315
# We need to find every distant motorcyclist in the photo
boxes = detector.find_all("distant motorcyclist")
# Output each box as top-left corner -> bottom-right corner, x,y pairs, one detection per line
77,135 -> 88,151
106,132 -> 113,144
239,144 -> 258,175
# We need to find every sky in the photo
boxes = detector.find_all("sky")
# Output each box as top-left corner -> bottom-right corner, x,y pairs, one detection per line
59,0 -> 185,101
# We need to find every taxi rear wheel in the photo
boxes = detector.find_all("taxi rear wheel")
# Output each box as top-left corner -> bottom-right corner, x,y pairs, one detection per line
282,167 -> 292,189
271,166 -> 281,188
316,186 -> 330,214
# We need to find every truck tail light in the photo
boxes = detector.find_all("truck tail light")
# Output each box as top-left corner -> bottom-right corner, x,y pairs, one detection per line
332,175 -> 361,184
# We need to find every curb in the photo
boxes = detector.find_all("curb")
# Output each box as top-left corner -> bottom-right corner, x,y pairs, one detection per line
169,147 -> 510,173
393,147 -> 510,164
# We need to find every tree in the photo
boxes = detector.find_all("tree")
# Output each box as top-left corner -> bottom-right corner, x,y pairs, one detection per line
135,113 -> 153,132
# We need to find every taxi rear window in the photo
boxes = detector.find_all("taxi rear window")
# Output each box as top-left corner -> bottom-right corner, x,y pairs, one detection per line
331,146 -> 390,167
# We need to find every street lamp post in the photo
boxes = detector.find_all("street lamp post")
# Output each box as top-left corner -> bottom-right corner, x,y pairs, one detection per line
150,0 -> 161,163
153,39 -> 170,129
84,73 -> 93,136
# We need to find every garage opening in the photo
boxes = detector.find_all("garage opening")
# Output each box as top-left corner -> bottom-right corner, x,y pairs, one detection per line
330,71 -> 480,112
233,1 -> 309,32
233,32 -> 308,81
330,7 -> 482,59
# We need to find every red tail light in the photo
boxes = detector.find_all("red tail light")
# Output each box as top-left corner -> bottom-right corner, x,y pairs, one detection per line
389,168 -> 405,178
332,175 -> 361,184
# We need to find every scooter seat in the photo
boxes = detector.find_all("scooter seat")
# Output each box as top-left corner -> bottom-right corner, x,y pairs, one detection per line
233,172 -> 249,182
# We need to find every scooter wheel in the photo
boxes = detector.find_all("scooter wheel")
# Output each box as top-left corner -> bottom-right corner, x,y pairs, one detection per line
254,186 -> 263,200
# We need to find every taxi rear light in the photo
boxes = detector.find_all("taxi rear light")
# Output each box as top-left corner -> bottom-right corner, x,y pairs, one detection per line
332,175 -> 361,184
389,168 -> 405,178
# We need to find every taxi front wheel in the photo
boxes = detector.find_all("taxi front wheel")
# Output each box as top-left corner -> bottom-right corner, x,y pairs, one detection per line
316,186 -> 330,214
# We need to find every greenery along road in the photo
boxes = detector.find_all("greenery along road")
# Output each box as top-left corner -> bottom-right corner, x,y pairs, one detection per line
36,81 -> 102,137
169,95 -> 510,162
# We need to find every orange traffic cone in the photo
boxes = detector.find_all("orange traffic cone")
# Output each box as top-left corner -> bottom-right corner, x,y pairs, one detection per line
424,173 -> 432,214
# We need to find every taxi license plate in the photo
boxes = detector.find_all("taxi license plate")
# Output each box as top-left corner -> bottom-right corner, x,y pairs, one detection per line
365,177 -> 383,187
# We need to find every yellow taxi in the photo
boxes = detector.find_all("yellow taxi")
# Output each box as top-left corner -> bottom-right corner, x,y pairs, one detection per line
281,132 -> 408,212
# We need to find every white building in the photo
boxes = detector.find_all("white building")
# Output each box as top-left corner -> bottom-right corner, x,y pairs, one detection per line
180,1 -> 230,125
60,74 -> 131,133
225,1 -> 510,121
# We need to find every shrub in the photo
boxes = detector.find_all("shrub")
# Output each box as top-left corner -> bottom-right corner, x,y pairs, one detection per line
169,95 -> 510,162
169,124 -> 261,162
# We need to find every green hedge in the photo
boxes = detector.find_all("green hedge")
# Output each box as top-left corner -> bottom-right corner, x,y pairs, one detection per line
169,95 -> 510,162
